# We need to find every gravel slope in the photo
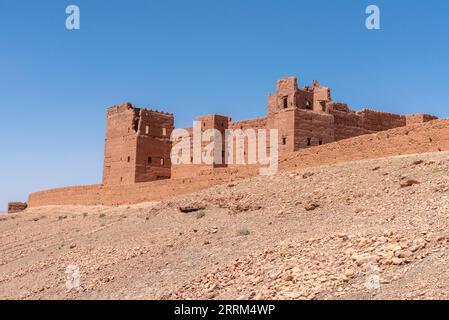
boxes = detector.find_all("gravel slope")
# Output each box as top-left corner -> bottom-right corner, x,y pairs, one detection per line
1,151 -> 449,300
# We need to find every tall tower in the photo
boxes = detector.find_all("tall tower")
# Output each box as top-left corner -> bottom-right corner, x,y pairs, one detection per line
267,77 -> 334,155
102,103 -> 174,186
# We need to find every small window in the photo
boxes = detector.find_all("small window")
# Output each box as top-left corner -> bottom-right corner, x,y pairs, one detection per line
319,140 -> 323,146
162,127 -> 167,136
320,102 -> 326,112
161,158 -> 165,166
120,177 -> 123,182
306,101 -> 312,110
282,137 -> 287,145
145,125 -> 149,134
203,122 -> 206,127
307,138 -> 311,146
148,157 -> 152,164
127,156 -> 130,162
283,97 -> 288,109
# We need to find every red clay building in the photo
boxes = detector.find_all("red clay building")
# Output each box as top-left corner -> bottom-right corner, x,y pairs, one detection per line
102,76 -> 437,185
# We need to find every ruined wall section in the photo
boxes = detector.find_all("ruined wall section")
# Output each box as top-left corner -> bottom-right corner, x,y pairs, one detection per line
406,114 -> 439,126
7,202 -> 27,214
228,117 -> 269,166
268,77 -> 301,117
198,114 -> 230,167
103,103 -> 174,185
268,109 -> 296,154
135,109 -> 174,182
171,115 -> 230,179
293,109 -> 335,150
328,103 -> 410,141
29,119 -> 449,208
102,103 -> 139,186
311,81 -> 332,113
358,109 -> 406,132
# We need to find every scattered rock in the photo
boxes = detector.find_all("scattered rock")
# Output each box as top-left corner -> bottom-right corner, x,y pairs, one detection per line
392,258 -> 404,265
179,205 -> 205,213
304,201 -> 320,211
399,177 -> 420,188
353,254 -> 378,266
344,269 -> 355,278
302,172 -> 315,179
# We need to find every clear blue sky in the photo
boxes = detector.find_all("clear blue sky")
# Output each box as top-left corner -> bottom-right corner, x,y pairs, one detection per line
1,0 -> 448,211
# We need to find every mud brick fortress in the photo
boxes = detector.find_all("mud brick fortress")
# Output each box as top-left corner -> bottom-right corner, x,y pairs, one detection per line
102,76 -> 437,186
16,76 -> 441,211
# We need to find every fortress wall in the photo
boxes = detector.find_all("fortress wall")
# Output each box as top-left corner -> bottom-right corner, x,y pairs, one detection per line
28,119 -> 449,209
293,109 -> 335,149
229,117 -> 268,131
358,109 -> 406,131
280,119 -> 449,171
28,165 -> 257,208
135,136 -> 172,182
134,110 -> 174,182
329,105 -> 369,141
406,114 -> 439,126
330,107 -> 407,141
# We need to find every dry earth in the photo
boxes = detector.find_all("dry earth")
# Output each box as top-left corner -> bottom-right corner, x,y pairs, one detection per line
1,151 -> 449,300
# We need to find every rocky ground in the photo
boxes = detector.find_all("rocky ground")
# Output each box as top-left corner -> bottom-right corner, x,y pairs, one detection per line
1,151 -> 449,300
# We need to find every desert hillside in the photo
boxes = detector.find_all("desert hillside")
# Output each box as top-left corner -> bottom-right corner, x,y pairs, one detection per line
1,150 -> 449,300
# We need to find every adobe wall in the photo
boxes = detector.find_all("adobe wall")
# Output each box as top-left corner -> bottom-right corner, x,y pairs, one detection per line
228,117 -> 270,165
406,114 -> 439,126
268,109 -> 295,153
102,104 -> 139,185
28,119 -> 449,208
280,118 -> 449,170
28,166 -> 258,208
328,104 -> 408,141
24,76 -> 443,210
358,109 -> 406,131
329,103 -> 371,141
7,202 -> 28,214
103,103 -> 174,185
293,109 -> 335,149
170,77 -> 439,180
134,109 -> 174,182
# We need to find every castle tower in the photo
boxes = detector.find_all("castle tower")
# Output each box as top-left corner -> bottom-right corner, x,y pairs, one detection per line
102,103 -> 174,186
267,77 -> 335,155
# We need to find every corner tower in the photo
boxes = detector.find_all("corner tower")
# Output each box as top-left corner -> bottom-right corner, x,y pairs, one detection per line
102,103 -> 174,186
